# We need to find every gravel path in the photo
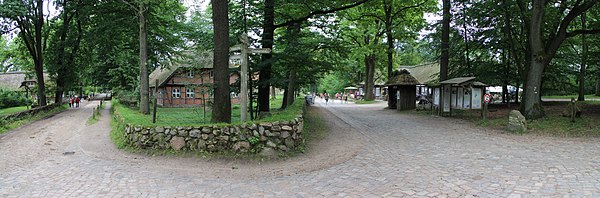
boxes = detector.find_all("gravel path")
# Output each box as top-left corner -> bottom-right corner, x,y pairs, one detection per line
1,99 -> 600,197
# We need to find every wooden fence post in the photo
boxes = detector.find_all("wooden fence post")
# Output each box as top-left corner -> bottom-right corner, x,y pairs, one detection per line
152,79 -> 158,123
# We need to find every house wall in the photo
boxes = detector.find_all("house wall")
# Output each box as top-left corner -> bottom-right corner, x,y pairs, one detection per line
156,69 -> 240,107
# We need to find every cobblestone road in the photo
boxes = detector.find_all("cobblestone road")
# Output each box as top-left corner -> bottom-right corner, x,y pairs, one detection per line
1,99 -> 600,197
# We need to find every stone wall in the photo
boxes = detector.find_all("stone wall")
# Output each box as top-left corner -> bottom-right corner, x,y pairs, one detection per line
116,114 -> 304,154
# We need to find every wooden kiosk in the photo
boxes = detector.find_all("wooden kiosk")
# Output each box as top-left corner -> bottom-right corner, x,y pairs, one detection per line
431,77 -> 486,116
385,70 -> 420,110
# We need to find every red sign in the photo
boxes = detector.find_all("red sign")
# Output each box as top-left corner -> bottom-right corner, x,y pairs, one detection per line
483,94 -> 492,103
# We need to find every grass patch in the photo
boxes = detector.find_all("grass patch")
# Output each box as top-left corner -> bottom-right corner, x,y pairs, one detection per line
0,104 -> 68,135
110,109 -> 128,149
526,116 -> 600,137
0,106 -> 29,116
86,102 -> 105,125
303,107 -> 328,142
355,100 -> 376,104
113,96 -> 304,127
543,94 -> 600,99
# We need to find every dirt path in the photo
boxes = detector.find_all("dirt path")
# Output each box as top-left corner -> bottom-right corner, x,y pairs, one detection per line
0,100 -> 365,196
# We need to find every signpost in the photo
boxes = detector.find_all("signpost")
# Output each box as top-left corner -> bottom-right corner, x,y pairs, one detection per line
482,93 -> 492,119
230,33 -> 271,122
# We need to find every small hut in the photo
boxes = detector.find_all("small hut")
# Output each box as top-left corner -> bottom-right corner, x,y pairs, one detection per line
385,70 -> 420,110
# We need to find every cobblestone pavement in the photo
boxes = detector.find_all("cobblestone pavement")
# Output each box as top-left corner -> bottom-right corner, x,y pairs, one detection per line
1,99 -> 600,197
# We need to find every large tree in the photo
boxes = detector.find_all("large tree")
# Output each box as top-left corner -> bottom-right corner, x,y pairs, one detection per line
519,0 -> 599,119
440,0 -> 450,82
47,0 -> 85,104
257,0 -> 369,114
211,0 -> 231,123
0,0 -> 47,106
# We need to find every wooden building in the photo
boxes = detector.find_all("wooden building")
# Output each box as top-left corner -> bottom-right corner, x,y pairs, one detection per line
385,70 -> 420,110
149,52 -> 240,107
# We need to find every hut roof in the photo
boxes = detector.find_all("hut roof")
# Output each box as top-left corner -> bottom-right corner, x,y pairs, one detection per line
439,77 -> 486,87
385,70 -> 420,86
398,62 -> 439,84
0,71 -> 46,90
0,72 -> 26,90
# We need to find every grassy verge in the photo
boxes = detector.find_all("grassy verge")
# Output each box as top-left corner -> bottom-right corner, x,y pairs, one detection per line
302,107 -> 328,144
113,96 -> 303,126
86,102 -> 105,125
0,104 -> 68,135
0,106 -> 29,116
543,94 -> 600,99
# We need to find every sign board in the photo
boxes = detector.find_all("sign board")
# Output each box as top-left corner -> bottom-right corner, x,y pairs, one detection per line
484,93 -> 492,103
433,88 -> 440,106
463,88 -> 471,109
443,86 -> 451,112
456,87 -> 464,109
250,48 -> 271,54
229,45 -> 241,52
472,88 -> 482,109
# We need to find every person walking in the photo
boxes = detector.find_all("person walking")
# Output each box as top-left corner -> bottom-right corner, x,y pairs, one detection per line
75,96 -> 80,108
324,92 -> 329,105
70,97 -> 75,108
344,93 -> 348,103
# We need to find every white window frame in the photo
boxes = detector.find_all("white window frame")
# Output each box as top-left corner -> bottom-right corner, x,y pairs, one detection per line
187,70 -> 194,78
186,88 -> 195,98
172,88 -> 181,98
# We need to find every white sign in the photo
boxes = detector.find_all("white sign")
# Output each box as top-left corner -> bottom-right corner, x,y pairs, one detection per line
433,88 -> 440,106
472,88 -> 482,109
250,48 -> 271,54
443,86 -> 451,112
463,89 -> 471,109
456,87 -> 464,109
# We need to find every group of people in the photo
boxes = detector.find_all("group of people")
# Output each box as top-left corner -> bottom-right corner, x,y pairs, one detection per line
319,92 -> 350,104
69,96 -> 81,108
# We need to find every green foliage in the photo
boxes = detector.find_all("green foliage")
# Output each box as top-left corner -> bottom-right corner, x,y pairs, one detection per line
0,89 -> 32,109
248,136 -> 259,145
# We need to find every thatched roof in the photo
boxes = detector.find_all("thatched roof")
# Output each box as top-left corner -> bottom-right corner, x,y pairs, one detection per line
385,69 -> 420,86
0,72 -> 26,90
0,72 -> 47,90
398,63 -> 439,85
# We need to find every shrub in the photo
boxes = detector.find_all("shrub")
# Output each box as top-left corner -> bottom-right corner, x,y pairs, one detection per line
0,89 -> 32,109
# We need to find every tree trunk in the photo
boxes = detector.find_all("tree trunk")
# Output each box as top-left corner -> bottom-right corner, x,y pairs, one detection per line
596,79 -> 600,96
364,54 -> 376,101
384,1 -> 393,79
139,3 -> 149,114
440,0 -> 450,81
384,1 -> 396,108
578,12 -> 587,101
462,5 -> 471,74
286,67 -> 297,107
211,0 -> 232,123
280,87 -> 288,109
258,0 -> 275,114
35,0 -> 47,106
521,0 -> 545,119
